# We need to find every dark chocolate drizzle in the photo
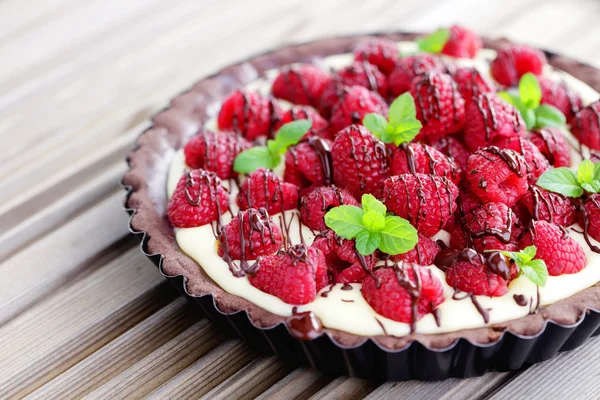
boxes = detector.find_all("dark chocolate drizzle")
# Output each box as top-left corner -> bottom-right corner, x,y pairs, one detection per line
470,295 -> 491,323
513,294 -> 528,307
287,310 -> 323,340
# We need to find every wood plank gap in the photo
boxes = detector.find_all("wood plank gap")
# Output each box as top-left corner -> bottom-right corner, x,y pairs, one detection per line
255,368 -> 331,400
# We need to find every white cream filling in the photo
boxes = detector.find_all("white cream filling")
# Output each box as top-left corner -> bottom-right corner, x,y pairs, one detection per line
167,42 -> 600,337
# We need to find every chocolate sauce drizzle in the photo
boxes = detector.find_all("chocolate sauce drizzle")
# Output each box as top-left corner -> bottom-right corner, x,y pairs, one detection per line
413,73 -> 462,125
513,294 -> 528,307
287,310 -> 323,340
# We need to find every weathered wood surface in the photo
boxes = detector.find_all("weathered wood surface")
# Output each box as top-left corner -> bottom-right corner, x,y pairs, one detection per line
2,0 -> 599,398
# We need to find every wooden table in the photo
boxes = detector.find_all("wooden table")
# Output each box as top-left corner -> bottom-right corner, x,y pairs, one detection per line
2,0 -> 600,398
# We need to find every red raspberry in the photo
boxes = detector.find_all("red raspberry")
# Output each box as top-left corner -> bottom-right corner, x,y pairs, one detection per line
490,44 -> 547,87
441,25 -> 482,59
218,91 -> 282,141
464,94 -> 526,152
451,67 -> 496,104
334,61 -> 389,97
382,173 -> 459,237
331,125 -> 389,198
520,186 -> 577,226
217,208 -> 283,261
354,38 -> 399,76
391,233 -> 441,265
299,186 -> 359,231
580,194 -> 600,244
388,54 -> 442,97
519,221 -> 586,276
491,136 -> 550,185
311,230 -> 374,284
271,64 -> 332,108
572,100 -> 600,150
237,168 -> 299,214
538,76 -> 582,123
167,170 -> 229,228
429,136 -> 471,171
391,142 -> 461,185
184,130 -> 251,179
329,86 -> 388,135
450,202 -> 519,253
445,250 -> 509,296
409,72 -> 465,141
274,106 -> 330,140
526,128 -> 572,168
249,245 -> 328,304
284,137 -> 334,190
361,264 -> 444,324
464,147 -> 529,207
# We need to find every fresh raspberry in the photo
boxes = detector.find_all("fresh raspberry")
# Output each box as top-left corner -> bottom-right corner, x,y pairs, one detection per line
354,38 -> 399,76
299,186 -> 359,231
538,76 -> 582,123
388,54 -> 442,97
441,25 -> 482,59
311,230 -> 374,284
520,187 -> 578,226
445,250 -> 509,296
271,64 -> 332,108
463,94 -> 526,152
391,142 -> 461,185
391,233 -> 441,265
464,147 -> 529,207
329,86 -> 389,135
580,194 -> 600,243
218,91 -> 282,141
167,169 -> 229,228
491,136 -> 550,185
249,245 -> 328,304
456,190 -> 484,214
362,264 -> 444,323
526,128 -> 572,168
451,67 -> 496,104
183,130 -> 251,179
237,168 -> 299,214
450,202 -> 519,253
382,173 -> 459,237
284,137 -> 334,190
217,208 -> 283,261
490,44 -> 547,87
519,221 -> 586,276
572,100 -> 600,150
274,106 -> 330,140
409,72 -> 466,141
429,136 -> 471,171
331,125 -> 389,198
334,61 -> 389,97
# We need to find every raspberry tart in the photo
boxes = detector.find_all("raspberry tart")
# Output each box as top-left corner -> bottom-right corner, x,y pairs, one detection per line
124,29 -> 600,380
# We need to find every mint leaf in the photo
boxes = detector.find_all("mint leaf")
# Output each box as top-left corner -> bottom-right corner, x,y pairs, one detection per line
581,182 -> 600,193
355,230 -> 381,255
389,93 -> 418,125
537,167 -> 583,198
324,206 -> 366,240
534,105 -> 566,129
361,193 -> 386,215
378,216 -> 418,255
391,119 -> 422,145
595,162 -> 600,181
233,147 -> 279,173
498,91 -> 535,130
578,159 -> 595,184
362,210 -> 385,231
270,120 -> 311,154
416,28 -> 450,53
363,113 -> 388,138
519,73 -> 542,109
521,259 -> 548,287
521,245 -> 536,263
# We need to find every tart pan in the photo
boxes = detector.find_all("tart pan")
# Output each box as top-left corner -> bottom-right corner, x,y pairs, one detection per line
123,32 -> 600,380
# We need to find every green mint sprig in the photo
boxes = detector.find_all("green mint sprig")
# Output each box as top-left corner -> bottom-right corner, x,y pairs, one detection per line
537,159 -> 600,197
498,73 -> 566,130
416,28 -> 450,53
324,194 -> 418,256
362,93 -> 423,146
233,120 -> 311,174
497,246 -> 548,287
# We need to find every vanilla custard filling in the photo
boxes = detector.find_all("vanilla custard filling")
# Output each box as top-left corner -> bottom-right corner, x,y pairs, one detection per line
167,42 -> 600,337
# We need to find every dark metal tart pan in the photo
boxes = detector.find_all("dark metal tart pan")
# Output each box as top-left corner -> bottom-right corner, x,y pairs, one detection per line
123,32 -> 600,380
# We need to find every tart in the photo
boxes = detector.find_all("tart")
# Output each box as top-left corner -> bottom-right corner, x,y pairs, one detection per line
124,29 -> 600,380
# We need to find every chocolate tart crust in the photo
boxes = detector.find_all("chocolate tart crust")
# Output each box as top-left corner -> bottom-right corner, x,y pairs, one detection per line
123,32 -> 600,351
